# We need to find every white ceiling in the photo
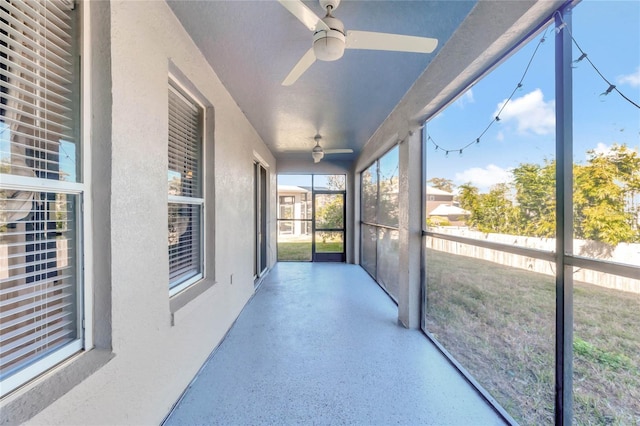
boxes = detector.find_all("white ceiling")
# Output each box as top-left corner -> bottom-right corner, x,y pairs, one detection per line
166,0 -> 565,165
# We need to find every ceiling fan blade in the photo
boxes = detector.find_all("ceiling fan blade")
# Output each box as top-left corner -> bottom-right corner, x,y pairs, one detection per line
345,30 -> 438,53
324,149 -> 354,154
278,0 -> 329,32
282,48 -> 316,86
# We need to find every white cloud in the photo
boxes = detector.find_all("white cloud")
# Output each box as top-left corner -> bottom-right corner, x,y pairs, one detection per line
617,66 -> 640,88
455,89 -> 475,108
592,142 -> 612,156
493,89 -> 555,135
454,164 -> 512,191
496,131 -> 505,142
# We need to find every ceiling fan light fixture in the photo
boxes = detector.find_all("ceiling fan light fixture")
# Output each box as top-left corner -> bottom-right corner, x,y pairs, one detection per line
313,16 -> 345,61
312,150 -> 324,163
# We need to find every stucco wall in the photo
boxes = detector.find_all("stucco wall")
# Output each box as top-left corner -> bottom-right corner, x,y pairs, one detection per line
23,1 -> 276,424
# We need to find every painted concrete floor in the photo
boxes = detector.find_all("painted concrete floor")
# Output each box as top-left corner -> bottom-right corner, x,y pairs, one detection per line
164,263 -> 506,426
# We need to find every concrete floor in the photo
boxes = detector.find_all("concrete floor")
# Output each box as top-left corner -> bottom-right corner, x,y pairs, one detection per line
164,263 -> 506,426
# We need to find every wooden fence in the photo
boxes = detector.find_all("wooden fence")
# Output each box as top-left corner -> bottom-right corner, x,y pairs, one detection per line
426,227 -> 640,294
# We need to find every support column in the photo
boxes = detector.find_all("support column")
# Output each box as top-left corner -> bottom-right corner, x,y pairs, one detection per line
555,7 -> 574,425
398,129 -> 422,328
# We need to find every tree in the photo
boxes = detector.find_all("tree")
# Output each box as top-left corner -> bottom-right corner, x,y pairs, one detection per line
512,161 -> 555,238
573,144 -> 639,245
428,177 -> 455,193
458,183 -> 517,234
458,183 -> 480,228
477,183 -> 519,234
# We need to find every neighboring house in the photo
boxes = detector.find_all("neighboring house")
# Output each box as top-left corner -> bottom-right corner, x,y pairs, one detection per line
428,204 -> 471,226
425,187 -> 470,225
277,185 -> 311,236
426,186 -> 455,214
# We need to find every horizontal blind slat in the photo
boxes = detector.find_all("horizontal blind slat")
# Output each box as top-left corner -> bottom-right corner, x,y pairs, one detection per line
1,76 -> 72,113
0,300 -> 73,332
1,327 -> 74,366
0,281 -> 73,305
4,9 -> 72,55
0,292 -> 72,320
0,310 -> 72,343
0,43 -> 72,83
1,102 -> 73,132
26,0 -> 73,31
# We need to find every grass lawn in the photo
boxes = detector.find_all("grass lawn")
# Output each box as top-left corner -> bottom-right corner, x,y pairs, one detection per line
424,249 -> 640,426
278,241 -> 344,261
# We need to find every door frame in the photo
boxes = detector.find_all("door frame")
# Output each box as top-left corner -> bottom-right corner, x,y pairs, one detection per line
312,189 -> 346,262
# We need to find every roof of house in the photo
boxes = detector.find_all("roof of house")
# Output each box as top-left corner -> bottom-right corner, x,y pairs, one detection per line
426,186 -> 454,196
429,204 -> 470,216
277,185 -> 310,193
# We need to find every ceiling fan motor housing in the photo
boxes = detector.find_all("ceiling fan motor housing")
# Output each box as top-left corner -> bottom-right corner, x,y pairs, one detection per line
319,0 -> 340,11
313,16 -> 345,61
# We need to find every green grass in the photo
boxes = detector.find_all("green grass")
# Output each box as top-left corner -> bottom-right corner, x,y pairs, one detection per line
424,249 -> 640,426
277,241 -> 344,261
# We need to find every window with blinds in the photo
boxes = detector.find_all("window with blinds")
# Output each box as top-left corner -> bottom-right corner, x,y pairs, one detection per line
168,83 -> 203,294
0,0 -> 83,396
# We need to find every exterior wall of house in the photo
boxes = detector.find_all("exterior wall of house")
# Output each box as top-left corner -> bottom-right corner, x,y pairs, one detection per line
425,194 -> 455,215
10,1 -> 277,424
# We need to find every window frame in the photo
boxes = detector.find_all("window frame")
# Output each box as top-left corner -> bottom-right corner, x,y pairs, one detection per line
167,77 -> 206,297
0,0 -> 92,397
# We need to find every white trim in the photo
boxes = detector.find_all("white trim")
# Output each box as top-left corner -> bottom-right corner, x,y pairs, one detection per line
167,195 -> 205,205
169,273 -> 204,297
80,0 -> 93,351
0,174 -> 84,194
1,340 -> 83,397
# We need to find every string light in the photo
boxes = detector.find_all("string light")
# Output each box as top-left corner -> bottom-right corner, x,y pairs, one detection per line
427,11 -> 639,157
427,27 -> 549,156
556,11 -> 639,109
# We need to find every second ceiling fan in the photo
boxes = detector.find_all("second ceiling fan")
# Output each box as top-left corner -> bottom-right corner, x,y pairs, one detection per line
311,135 -> 352,163
279,0 -> 439,86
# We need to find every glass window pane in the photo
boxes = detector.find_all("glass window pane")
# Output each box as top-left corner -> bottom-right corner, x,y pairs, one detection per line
0,191 -> 79,379
168,203 -> 202,287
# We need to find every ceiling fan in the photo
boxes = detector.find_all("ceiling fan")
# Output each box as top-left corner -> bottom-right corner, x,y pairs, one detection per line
311,135 -> 353,163
279,0 -> 439,86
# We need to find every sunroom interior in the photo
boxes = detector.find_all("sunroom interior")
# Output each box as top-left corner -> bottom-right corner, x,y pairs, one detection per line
1,0 -> 639,425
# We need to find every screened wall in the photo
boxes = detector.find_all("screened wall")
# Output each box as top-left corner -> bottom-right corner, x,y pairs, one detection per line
421,2 -> 640,424
360,146 -> 400,300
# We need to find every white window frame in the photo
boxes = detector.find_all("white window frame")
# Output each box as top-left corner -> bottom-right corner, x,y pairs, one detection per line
167,77 -> 205,297
0,0 -> 92,397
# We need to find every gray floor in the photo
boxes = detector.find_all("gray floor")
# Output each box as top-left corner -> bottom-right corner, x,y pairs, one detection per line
164,263 -> 506,426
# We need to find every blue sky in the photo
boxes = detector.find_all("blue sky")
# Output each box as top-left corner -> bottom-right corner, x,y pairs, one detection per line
425,0 -> 640,192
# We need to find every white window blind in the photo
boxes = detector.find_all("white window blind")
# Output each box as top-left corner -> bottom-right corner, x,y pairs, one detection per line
1,0 -> 82,396
168,84 -> 203,293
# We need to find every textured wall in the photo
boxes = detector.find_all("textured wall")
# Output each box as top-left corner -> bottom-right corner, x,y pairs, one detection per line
26,1 -> 276,424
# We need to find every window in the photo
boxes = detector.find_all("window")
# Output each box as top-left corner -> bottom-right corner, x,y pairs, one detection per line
168,82 -> 204,296
1,0 -> 84,396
